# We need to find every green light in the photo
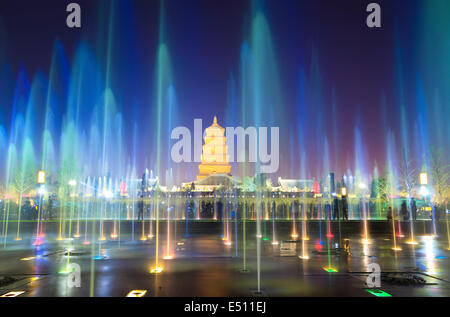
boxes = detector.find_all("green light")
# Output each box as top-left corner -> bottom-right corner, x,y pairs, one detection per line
323,267 -> 338,273
58,267 -> 74,275
365,289 -> 392,297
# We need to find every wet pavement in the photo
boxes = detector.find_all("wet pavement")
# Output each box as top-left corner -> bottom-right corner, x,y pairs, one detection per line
0,221 -> 449,297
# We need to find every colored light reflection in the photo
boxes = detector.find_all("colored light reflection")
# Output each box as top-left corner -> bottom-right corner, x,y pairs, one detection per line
365,289 -> 392,297
1,291 -> 25,297
93,256 -> 104,260
58,267 -> 74,275
126,290 -> 147,297
423,236 -> 437,274
299,255 -> 310,260
323,267 -> 338,273
150,267 -> 163,274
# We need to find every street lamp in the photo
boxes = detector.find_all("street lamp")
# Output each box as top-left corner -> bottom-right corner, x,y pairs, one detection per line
37,171 -> 45,184
68,179 -> 77,187
419,172 -> 428,185
341,187 -> 347,197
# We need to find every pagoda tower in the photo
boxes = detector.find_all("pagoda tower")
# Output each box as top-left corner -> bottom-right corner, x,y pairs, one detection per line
197,116 -> 231,180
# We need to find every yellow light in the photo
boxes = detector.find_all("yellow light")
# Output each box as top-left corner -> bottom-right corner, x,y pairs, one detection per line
362,239 -> 370,245
150,267 -> 163,274
407,240 -> 419,245
20,256 -> 36,261
1,291 -> 25,297
341,187 -> 347,196
391,247 -> 402,251
299,255 -> 310,260
163,255 -> 174,260
224,240 -> 232,246
14,237 -> 22,241
291,233 -> 298,239
147,234 -> 154,239
419,172 -> 428,185
126,290 -> 147,297
37,171 -> 45,184
140,236 -> 147,241
302,236 -> 310,241
73,233 -> 81,238
271,241 -> 279,245
99,236 -> 106,241
110,233 -> 118,239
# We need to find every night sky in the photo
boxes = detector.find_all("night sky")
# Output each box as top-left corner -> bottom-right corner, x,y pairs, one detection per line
0,0 -> 448,183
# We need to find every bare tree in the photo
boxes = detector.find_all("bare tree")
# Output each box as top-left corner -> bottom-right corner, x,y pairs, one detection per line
399,150 -> 416,198
375,165 -> 397,204
430,148 -> 449,206
10,166 -> 37,223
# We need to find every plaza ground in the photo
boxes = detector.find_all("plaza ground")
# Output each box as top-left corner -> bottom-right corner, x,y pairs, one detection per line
0,220 -> 449,297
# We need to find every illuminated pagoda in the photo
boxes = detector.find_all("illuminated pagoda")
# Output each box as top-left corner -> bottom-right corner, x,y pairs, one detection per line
197,116 -> 231,180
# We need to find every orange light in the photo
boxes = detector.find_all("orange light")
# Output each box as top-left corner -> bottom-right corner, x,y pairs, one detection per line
150,267 -> 163,274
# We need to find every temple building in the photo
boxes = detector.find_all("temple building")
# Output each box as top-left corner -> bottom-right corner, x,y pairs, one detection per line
197,116 -> 231,180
